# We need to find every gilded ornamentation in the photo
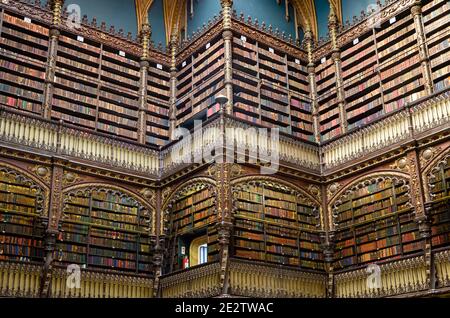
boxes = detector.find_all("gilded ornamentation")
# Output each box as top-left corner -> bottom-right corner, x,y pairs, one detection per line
0,163 -> 48,217
140,188 -> 157,207
29,165 -> 51,184
62,171 -> 80,187
308,184 -> 321,201
327,183 -> 341,199
420,147 -> 442,169
390,157 -> 410,173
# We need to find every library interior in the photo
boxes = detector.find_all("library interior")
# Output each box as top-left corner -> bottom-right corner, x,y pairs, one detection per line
0,0 -> 449,298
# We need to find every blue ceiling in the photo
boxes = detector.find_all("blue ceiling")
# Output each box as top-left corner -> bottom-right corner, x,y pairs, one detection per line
49,0 -> 391,46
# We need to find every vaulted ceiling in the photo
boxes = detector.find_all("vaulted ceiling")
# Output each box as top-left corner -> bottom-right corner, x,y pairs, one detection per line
61,0 -> 383,45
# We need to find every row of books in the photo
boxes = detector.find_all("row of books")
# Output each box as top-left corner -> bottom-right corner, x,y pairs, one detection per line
3,14 -> 49,36
0,36 -> 47,60
0,59 -> 45,79
2,25 -> 48,48
0,82 -> 43,102
0,235 -> 42,247
1,70 -> 45,91
0,95 -> 41,113
0,244 -> 43,258
53,98 -> 95,117
173,189 -> 210,211
88,256 -> 136,269
52,110 -> 96,129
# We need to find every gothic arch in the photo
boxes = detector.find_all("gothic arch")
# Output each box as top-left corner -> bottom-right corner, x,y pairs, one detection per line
231,175 -> 323,229
0,161 -> 49,217
63,183 -> 156,235
231,175 -> 321,206
162,177 -> 217,235
328,171 -> 412,231
423,146 -> 450,202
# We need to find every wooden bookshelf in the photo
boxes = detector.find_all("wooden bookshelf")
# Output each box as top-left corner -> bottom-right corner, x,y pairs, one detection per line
231,33 -> 313,141
167,184 -> 217,271
0,170 -> 44,263
429,156 -> 450,248
376,10 -> 426,114
425,0 -> 450,92
57,190 -> 152,274
0,11 -> 47,115
233,182 -> 323,270
333,178 -> 419,269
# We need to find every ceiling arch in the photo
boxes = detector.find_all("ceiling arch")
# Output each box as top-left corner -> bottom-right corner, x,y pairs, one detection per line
135,0 -> 347,43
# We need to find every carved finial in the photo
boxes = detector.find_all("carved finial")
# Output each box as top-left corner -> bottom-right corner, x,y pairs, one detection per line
82,14 -> 88,24
91,17 -> 97,28
261,21 -> 266,31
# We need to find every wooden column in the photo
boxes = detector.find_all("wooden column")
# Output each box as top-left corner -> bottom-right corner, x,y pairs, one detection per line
153,187 -> 164,297
407,147 -> 434,289
42,0 -> 64,119
320,183 -> 335,297
137,22 -> 151,144
328,4 -> 347,134
39,160 -> 64,298
304,27 -> 320,143
169,34 -> 179,141
215,111 -> 233,296
411,1 -> 434,96
220,0 -> 234,115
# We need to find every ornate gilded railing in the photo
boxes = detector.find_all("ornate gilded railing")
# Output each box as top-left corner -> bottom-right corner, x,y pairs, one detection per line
435,249 -> 450,289
161,115 -> 321,174
0,261 -> 42,297
0,107 -> 160,176
49,267 -> 153,298
159,262 -> 221,298
334,255 -> 428,298
323,90 -> 450,170
228,259 -> 327,298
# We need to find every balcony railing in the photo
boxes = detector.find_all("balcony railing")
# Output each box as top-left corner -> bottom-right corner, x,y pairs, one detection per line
228,259 -> 327,298
0,261 -> 42,297
334,254 -> 429,298
322,89 -> 450,170
49,266 -> 153,298
159,262 -> 221,298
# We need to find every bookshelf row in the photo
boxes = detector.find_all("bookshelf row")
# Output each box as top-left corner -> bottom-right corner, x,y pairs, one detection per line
0,9 -> 170,146
232,183 -> 323,270
333,178 -> 420,269
56,190 -> 152,274
0,170 -> 45,263
429,154 -> 450,248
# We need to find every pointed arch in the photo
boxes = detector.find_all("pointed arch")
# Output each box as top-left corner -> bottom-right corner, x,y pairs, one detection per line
423,145 -> 450,202
0,161 -> 50,217
63,183 -> 156,234
328,171 -> 412,231
290,0 -> 319,41
164,0 -> 186,44
162,177 -> 217,211
136,0 -> 154,33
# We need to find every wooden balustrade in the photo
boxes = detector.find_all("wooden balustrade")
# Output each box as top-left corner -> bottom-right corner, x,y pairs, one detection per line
159,262 -> 221,298
0,107 -> 160,175
228,259 -> 327,298
435,249 -> 450,289
0,261 -> 42,297
334,255 -> 428,298
49,267 -> 153,298
323,90 -> 450,169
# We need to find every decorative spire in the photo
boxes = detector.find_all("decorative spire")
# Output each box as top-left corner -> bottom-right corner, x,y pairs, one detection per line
140,17 -> 152,61
49,0 -> 64,26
